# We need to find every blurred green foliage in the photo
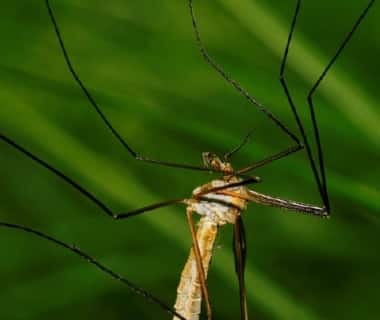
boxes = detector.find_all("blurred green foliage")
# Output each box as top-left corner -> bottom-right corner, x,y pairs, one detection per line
0,0 -> 379,319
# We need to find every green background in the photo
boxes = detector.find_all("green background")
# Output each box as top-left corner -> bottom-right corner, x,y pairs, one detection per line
0,0 -> 379,319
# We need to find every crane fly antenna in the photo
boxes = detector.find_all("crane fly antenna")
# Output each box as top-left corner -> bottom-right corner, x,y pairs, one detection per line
237,144 -> 302,175
0,221 -> 187,320
224,129 -> 254,161
45,0 -> 229,176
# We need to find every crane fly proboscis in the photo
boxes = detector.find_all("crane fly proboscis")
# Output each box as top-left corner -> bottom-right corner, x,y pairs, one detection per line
0,0 -> 377,319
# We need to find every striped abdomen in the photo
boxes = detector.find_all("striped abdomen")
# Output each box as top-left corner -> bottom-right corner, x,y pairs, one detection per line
173,217 -> 218,320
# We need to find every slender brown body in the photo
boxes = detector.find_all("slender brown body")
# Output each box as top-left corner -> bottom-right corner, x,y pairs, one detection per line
173,153 -> 327,320
173,157 -> 249,320
173,217 -> 218,320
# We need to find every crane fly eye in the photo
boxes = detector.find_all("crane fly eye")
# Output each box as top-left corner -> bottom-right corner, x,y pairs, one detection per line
202,152 -> 225,171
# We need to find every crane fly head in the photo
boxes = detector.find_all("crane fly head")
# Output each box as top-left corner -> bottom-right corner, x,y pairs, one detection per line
202,152 -> 233,174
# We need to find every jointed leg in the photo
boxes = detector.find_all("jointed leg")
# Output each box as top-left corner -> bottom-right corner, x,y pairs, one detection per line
188,0 -> 307,176
233,216 -> 248,320
280,0 -> 376,214
45,0 -> 228,176
280,0 -> 327,211
188,0 -> 300,145
0,133 -> 188,220
0,221 -> 186,320
305,0 -> 376,213
0,132 -> 261,224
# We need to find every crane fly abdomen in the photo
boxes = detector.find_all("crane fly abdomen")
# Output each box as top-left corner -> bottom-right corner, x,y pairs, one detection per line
174,163 -> 250,320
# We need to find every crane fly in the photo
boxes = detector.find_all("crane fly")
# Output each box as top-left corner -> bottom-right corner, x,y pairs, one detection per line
0,0 -> 376,319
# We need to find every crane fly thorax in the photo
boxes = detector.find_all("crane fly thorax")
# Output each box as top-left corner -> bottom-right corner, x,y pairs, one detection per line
186,179 -> 248,226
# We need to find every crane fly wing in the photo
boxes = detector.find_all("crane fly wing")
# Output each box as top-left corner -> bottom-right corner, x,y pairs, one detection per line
216,189 -> 327,217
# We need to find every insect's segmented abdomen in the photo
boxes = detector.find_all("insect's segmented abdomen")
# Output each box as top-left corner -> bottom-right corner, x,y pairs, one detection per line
173,217 -> 218,320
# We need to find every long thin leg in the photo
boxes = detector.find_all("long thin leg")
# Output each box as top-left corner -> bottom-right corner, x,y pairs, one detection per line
186,208 -> 212,320
0,133 -> 261,222
305,0 -> 376,213
121,176 -> 262,219
121,177 -> 262,219
0,134 -> 186,220
116,199 -> 185,219
188,0 -> 300,145
233,216 -> 248,320
280,0 -> 328,211
45,0 -> 227,175
0,221 -> 186,320
189,0 -> 305,180
280,0 -> 376,214
1,134 -> 113,217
